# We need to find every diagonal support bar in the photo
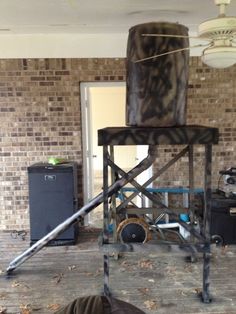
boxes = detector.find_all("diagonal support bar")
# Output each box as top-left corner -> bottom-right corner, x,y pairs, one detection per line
116,146 -> 189,211
6,146 -> 157,274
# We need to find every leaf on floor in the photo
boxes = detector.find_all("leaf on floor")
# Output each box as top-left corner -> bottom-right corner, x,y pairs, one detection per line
194,288 -> 201,294
68,265 -> 76,271
184,264 -> 193,272
51,273 -> 64,284
138,259 -> 153,270
19,304 -> 31,314
11,281 -> 30,289
47,304 -> 61,311
11,281 -> 21,288
138,288 -> 150,295
143,300 -> 158,310
0,307 -> 7,314
119,260 -> 133,271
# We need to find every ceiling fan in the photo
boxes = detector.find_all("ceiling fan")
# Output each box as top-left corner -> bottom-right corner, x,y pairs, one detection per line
136,0 -> 236,68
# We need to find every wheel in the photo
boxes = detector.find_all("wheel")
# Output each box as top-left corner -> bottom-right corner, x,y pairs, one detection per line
117,218 -> 151,243
211,234 -> 224,246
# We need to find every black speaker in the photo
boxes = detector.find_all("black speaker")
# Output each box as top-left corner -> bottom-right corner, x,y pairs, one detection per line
28,162 -> 78,245
211,192 -> 236,245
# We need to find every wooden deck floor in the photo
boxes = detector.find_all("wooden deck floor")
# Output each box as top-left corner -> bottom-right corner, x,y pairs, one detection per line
0,229 -> 236,314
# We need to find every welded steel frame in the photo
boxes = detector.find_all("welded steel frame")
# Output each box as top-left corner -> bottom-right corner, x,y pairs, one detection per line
99,127 -> 217,304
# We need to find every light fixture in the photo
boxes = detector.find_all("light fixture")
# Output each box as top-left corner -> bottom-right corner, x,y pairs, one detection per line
198,0 -> 236,69
201,45 -> 236,68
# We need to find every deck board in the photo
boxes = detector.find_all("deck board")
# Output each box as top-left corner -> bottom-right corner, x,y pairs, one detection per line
0,230 -> 236,314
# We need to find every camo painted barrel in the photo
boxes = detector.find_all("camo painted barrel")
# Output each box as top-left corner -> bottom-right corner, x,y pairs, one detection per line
126,22 -> 189,127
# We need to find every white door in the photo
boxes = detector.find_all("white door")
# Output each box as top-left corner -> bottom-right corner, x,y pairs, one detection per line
81,82 -> 152,226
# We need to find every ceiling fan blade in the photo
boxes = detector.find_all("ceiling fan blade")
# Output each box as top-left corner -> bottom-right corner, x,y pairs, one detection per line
134,44 -> 209,63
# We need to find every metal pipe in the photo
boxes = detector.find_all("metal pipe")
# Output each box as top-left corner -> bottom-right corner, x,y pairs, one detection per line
6,145 -> 157,273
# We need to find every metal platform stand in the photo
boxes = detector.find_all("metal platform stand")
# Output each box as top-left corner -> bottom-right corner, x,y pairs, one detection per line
6,125 -> 218,304
98,125 -> 219,303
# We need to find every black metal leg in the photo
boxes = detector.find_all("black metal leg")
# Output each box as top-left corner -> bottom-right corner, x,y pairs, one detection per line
187,145 -> 198,263
202,247 -> 211,303
103,145 -> 111,296
201,144 -> 212,303
103,254 -> 110,297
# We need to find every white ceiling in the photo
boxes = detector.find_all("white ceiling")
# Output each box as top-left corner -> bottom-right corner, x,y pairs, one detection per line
0,0 -> 236,35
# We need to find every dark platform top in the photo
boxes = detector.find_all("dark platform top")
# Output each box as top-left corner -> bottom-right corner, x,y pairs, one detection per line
98,126 -> 219,146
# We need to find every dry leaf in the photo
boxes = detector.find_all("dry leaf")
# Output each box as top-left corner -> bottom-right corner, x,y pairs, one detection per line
184,264 -> 193,272
138,288 -> 149,295
120,260 -> 133,268
19,304 -> 31,314
68,265 -> 76,271
51,273 -> 64,284
138,259 -> 153,270
47,304 -> 61,311
194,288 -> 202,294
144,300 -> 158,310
11,281 -> 21,288
11,281 -> 29,289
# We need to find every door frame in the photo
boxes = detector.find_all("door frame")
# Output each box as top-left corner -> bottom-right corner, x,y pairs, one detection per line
80,81 -> 153,225
80,81 -> 126,224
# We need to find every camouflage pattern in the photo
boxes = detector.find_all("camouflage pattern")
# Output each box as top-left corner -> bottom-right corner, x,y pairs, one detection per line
100,127 -> 217,302
126,22 -> 189,127
201,145 -> 213,303
98,126 -> 219,146
103,254 -> 110,297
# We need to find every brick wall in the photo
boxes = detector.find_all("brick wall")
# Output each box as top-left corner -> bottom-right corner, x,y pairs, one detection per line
0,57 -> 235,230
0,58 -> 126,230
156,58 -> 236,189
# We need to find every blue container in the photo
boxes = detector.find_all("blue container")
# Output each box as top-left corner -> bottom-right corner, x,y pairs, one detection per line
179,213 -> 190,222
